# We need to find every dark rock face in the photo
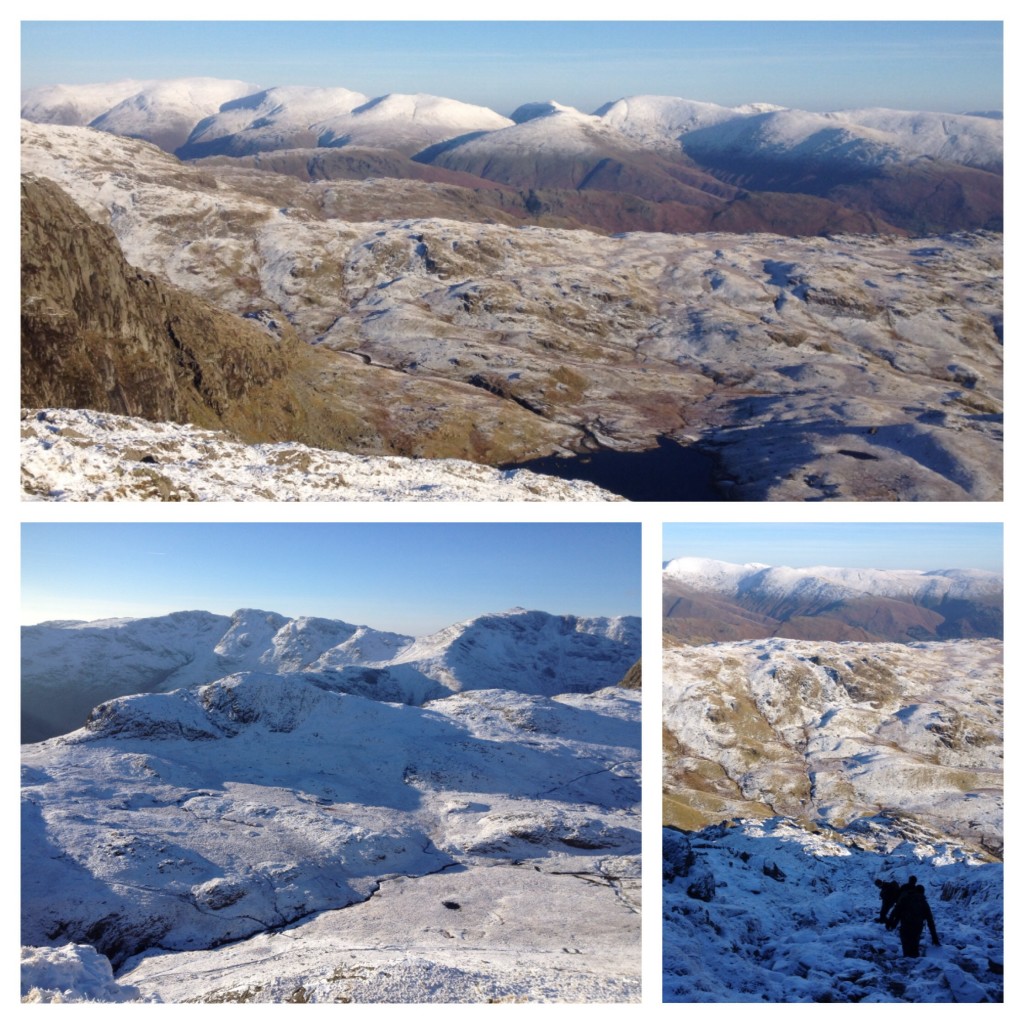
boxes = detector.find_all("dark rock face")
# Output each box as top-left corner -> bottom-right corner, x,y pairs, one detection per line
22,175 -> 284,426
19,174 -> 369,451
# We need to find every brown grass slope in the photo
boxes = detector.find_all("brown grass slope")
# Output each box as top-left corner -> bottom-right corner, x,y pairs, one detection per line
20,174 -> 578,464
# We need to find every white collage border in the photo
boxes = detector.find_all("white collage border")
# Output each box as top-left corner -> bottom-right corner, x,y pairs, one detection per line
7,2 -> 1017,1015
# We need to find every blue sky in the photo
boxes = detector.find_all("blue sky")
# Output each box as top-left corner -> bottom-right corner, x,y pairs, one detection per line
21,523 -> 641,633
662,523 -> 1003,572
21,21 -> 1003,115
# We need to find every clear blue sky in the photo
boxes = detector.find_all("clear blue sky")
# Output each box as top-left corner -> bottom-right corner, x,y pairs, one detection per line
21,522 -> 640,633
21,21 -> 1004,116
662,523 -> 1003,573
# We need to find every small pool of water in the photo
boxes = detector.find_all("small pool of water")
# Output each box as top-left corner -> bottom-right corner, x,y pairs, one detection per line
503,436 -> 722,502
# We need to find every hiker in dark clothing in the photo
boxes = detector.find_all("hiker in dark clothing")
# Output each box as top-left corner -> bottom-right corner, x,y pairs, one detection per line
888,884 -> 940,957
885,874 -> 917,921
875,878 -> 901,923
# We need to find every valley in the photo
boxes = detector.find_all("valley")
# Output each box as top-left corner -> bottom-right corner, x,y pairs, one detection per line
20,79 -> 1003,501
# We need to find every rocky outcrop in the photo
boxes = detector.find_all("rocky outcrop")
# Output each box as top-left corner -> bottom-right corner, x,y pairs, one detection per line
20,174 -> 579,464
617,660 -> 642,690
22,174 -> 321,442
24,175 -> 286,428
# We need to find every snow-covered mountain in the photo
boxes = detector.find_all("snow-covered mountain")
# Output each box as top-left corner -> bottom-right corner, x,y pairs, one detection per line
594,95 -> 785,152
176,85 -> 371,157
23,674 -> 640,1001
22,606 -> 640,742
21,79 -> 239,128
21,79 -> 1003,239
177,88 -> 513,159
21,598 -> 641,1002
22,78 -> 1002,173
663,558 -> 1002,642
317,93 -> 514,155
22,78 -> 259,152
679,106 -> 1003,173
416,102 -> 740,207
664,818 -> 1002,1002
665,556 -> 1002,602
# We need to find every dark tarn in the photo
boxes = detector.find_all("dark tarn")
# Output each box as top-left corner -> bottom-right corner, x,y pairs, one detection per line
502,436 -> 721,501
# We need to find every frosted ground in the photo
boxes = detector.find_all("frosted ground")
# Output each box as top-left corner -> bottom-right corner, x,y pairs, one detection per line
22,120 -> 1002,500
22,609 -> 640,1002
663,638 -> 1003,852
663,818 -> 1002,1003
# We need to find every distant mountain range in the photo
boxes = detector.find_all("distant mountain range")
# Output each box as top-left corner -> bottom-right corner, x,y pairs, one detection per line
21,77 -> 1003,234
22,606 -> 640,741
663,556 -> 1002,643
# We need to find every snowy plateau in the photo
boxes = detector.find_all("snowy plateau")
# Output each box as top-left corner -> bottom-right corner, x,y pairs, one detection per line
21,608 -> 641,1002
662,559 -> 1002,1002
20,79 -> 1003,501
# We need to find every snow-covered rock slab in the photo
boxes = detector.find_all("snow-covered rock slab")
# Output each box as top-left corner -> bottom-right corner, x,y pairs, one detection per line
119,862 -> 640,1002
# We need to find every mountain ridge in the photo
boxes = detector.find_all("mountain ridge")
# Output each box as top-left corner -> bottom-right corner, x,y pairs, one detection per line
663,557 -> 1002,644
23,79 -> 1003,171
22,77 -> 1003,235
22,606 -> 641,742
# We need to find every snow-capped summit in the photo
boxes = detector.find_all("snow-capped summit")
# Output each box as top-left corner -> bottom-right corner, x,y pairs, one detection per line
316,92 -> 513,154
22,605 -> 640,743
22,79 -> 166,126
510,100 -> 585,123
176,87 -> 512,159
390,608 -> 640,696
663,557 -> 1002,644
177,85 -> 370,157
680,105 -> 1003,171
662,556 -> 770,592
22,77 -> 260,152
664,556 -> 1001,603
594,95 -> 786,153
88,78 -> 262,152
